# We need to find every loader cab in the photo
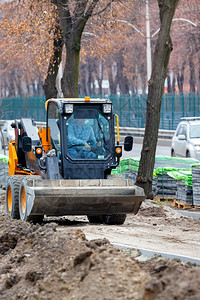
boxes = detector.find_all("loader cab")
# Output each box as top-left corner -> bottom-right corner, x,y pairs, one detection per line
46,99 -> 121,180
66,110 -> 111,160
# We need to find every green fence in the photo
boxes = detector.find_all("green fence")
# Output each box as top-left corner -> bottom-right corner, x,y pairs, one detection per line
1,94 -> 200,130
110,94 -> 200,130
0,96 -> 46,122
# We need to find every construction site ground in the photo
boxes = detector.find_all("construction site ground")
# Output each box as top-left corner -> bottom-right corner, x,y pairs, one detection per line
0,191 -> 200,300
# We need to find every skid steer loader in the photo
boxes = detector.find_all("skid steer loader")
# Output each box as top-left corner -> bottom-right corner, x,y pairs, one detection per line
5,98 -> 145,224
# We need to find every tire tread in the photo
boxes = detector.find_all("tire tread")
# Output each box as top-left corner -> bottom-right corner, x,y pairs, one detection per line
6,175 -> 25,219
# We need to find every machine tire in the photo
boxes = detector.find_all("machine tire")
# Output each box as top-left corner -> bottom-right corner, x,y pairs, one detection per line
87,215 -> 106,224
171,149 -> 175,157
19,175 -> 44,223
6,175 -> 24,219
104,214 -> 126,225
186,151 -> 191,158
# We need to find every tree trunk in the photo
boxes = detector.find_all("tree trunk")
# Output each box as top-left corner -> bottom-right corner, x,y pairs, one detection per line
172,76 -> 176,94
61,43 -> 80,97
107,62 -> 117,95
25,78 -> 30,96
38,76 -> 44,96
79,63 -> 88,95
8,71 -> 16,97
32,81 -> 38,97
87,61 -> 93,95
177,61 -> 185,94
167,73 -> 172,93
93,59 -> 103,96
43,21 -> 63,100
14,73 -> 23,97
189,55 -> 196,94
135,0 -> 179,198
116,51 -> 129,95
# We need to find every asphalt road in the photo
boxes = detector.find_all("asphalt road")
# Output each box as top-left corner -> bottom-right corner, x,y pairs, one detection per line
0,144 -> 8,156
122,142 -> 171,159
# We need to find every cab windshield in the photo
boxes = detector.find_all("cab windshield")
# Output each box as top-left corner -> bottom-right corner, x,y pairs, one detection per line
66,109 -> 111,160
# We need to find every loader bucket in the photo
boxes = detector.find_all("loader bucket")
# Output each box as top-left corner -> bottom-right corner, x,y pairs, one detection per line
19,177 -> 146,220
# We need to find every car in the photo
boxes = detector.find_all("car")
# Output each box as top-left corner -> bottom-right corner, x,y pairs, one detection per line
0,120 -> 15,149
171,117 -> 200,160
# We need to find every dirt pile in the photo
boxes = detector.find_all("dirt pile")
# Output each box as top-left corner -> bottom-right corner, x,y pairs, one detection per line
137,199 -> 184,219
0,212 -> 148,300
139,258 -> 200,300
0,193 -> 200,300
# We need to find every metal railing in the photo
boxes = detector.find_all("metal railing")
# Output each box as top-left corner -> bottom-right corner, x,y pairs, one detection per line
1,94 -> 199,130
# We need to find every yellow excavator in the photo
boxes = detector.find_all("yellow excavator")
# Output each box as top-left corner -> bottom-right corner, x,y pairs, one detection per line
6,98 -> 145,224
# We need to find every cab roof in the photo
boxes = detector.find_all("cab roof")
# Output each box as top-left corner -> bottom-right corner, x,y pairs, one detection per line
45,98 -> 112,110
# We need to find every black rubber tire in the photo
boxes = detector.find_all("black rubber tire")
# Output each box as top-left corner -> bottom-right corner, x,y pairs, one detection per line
6,175 -> 25,219
87,215 -> 106,224
104,214 -> 126,225
186,151 -> 191,158
27,215 -> 44,224
171,149 -> 175,157
19,175 -> 44,223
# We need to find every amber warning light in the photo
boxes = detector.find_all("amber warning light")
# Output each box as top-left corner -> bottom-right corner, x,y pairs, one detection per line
115,147 -> 122,154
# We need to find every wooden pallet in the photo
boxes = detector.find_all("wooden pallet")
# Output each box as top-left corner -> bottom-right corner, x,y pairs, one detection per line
173,200 -> 192,209
154,197 -> 175,202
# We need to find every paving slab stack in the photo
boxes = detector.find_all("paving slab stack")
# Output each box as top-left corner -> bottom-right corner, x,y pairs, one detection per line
112,156 -> 199,202
0,155 -> 9,189
123,158 -> 139,183
152,156 -> 197,199
192,164 -> 200,207
176,181 -> 193,204
167,169 -> 193,204
154,171 -> 177,198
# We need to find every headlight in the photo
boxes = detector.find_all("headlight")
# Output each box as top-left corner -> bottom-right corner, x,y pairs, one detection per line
195,145 -> 200,151
64,104 -> 73,113
103,104 -> 111,113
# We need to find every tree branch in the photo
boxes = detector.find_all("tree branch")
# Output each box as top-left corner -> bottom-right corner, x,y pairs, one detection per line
73,0 -> 88,21
91,1 -> 112,16
55,0 -> 72,29
85,0 -> 100,19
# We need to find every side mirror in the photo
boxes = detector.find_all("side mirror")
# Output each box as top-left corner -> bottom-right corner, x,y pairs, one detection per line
178,134 -> 186,141
124,136 -> 133,151
22,136 -> 32,152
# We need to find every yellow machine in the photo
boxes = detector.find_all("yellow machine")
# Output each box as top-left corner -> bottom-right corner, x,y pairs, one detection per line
6,98 -> 145,224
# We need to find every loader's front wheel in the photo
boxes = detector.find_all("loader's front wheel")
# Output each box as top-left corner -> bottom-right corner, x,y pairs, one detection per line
104,214 -> 126,225
87,214 -> 126,225
87,215 -> 105,224
6,175 -> 24,219
19,176 -> 43,223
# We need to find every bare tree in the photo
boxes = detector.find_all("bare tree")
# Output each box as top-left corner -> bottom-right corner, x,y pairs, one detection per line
136,0 -> 180,198
52,0 -> 102,98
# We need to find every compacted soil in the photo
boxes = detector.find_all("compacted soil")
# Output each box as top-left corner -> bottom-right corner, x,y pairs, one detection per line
0,192 -> 200,300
